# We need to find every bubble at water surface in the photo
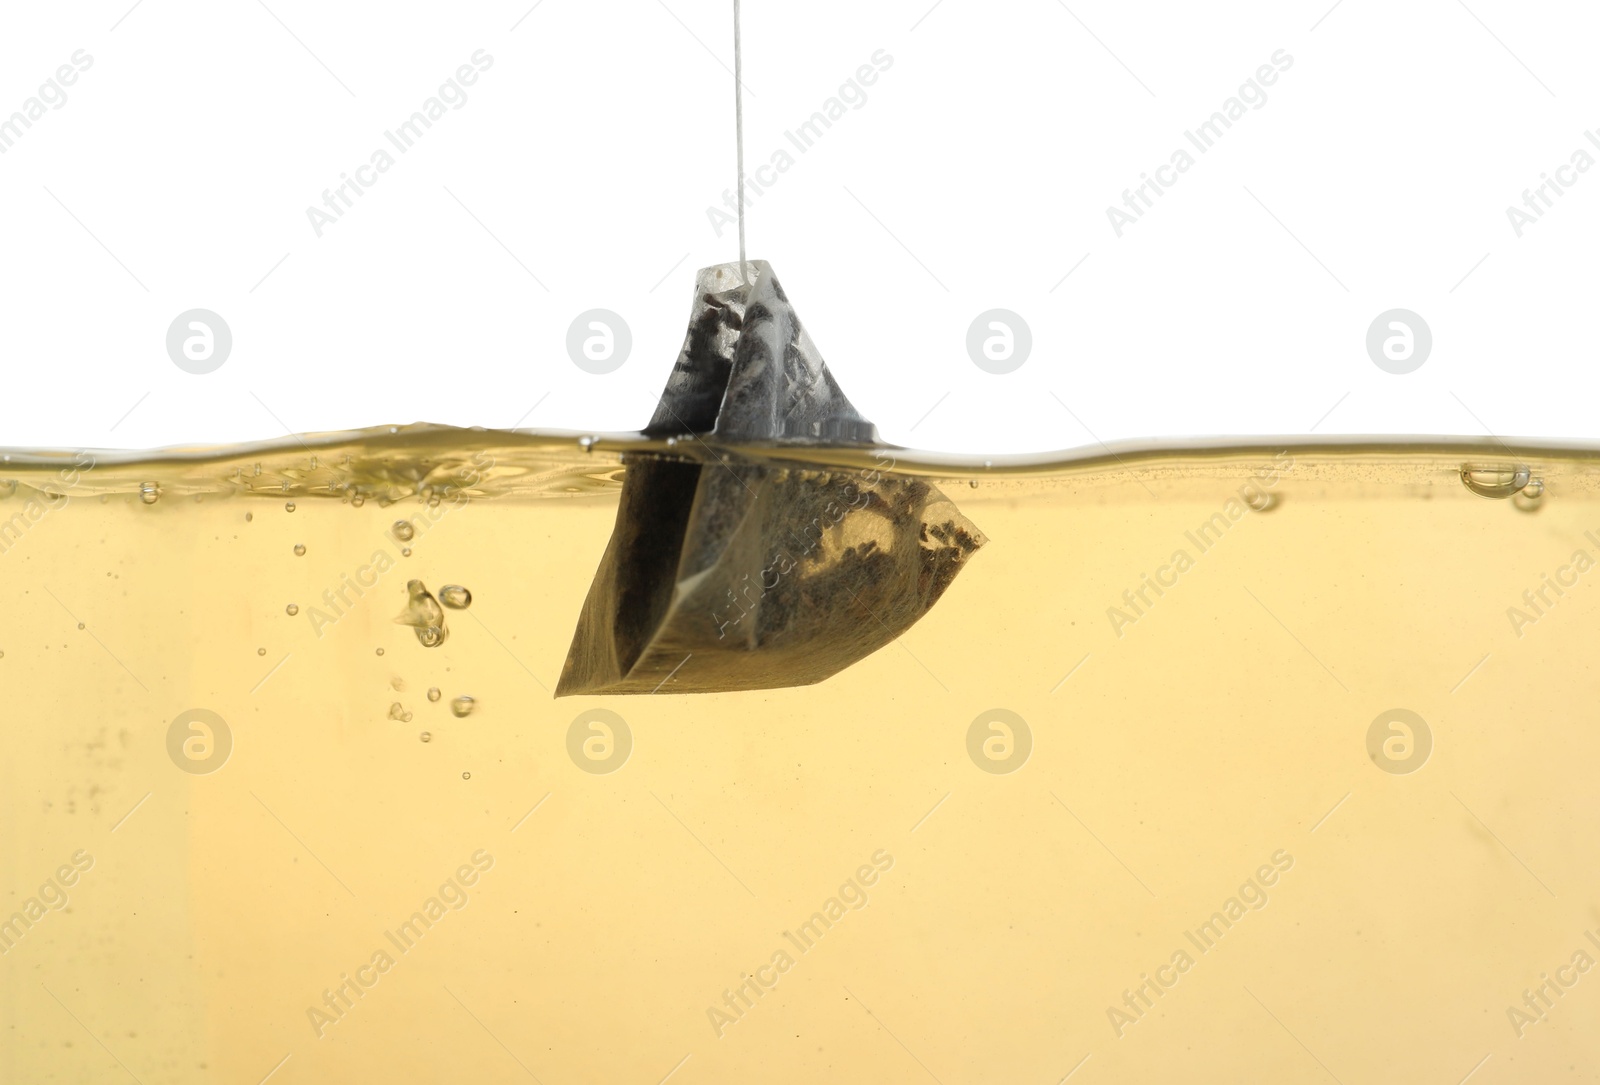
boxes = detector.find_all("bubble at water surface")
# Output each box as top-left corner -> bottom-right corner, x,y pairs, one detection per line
1513,479 -> 1545,512
1460,464 -> 1533,500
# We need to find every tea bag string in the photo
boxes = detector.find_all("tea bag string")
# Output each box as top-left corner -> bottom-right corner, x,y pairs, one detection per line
734,0 -> 748,285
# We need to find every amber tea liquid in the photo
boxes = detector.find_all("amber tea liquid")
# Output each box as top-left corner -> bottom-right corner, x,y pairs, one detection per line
2,429 -> 1596,1083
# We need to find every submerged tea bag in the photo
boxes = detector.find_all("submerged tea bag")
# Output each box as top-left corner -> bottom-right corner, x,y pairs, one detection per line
557,261 -> 985,696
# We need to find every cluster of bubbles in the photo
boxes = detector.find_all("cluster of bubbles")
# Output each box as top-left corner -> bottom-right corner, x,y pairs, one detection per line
392,687 -> 477,731
1460,464 -> 1545,512
394,674 -> 475,750
396,578 -> 472,649
237,499 -> 484,772
398,581 -> 448,647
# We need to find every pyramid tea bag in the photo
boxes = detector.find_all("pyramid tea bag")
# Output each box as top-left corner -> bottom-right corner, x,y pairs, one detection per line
557,260 -> 985,696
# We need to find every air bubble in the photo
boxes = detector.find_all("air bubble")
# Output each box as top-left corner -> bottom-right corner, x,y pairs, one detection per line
393,520 -> 415,542
376,647 -> 385,656
419,731 -> 432,743
1460,464 -> 1533,500
293,544 -> 306,556
1244,491 -> 1280,513
351,494 -> 366,507
427,687 -> 441,702
450,696 -> 475,718
257,647 -> 266,656
439,585 -> 472,609
461,771 -> 471,780
285,501 -> 296,513
401,547 -> 412,558
76,622 -> 85,630
139,482 -> 160,504
397,580 -> 449,648
1513,478 -> 1546,512
245,512 -> 253,522
285,603 -> 299,616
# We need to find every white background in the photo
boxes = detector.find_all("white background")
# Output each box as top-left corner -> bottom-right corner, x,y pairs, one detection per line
0,0 -> 1594,455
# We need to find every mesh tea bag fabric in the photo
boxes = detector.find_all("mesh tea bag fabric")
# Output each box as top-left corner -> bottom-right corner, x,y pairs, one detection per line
557,261 -> 985,695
